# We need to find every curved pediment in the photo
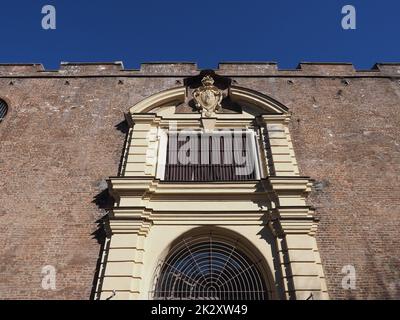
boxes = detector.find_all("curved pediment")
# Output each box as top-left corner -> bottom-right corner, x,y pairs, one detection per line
129,86 -> 186,114
229,86 -> 288,115
128,75 -> 289,117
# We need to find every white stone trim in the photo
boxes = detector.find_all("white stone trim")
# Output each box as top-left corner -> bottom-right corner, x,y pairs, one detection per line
97,83 -> 330,300
155,128 -> 167,180
248,130 -> 261,179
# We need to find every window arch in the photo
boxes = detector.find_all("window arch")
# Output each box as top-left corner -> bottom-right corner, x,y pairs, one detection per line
152,232 -> 270,300
0,99 -> 8,123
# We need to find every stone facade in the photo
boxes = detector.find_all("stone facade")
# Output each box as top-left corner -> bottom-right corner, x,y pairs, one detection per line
0,62 -> 399,299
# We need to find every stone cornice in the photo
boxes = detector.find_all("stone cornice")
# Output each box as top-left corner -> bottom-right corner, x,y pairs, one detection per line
128,115 -> 258,130
111,207 -> 267,225
108,177 -> 313,200
268,206 -> 318,236
109,219 -> 152,235
265,176 -> 313,193
257,114 -> 292,124
108,177 -> 269,197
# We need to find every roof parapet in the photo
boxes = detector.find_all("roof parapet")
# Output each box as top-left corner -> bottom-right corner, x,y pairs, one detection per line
372,63 -> 400,75
218,62 -> 278,75
0,61 -> 399,77
139,62 -> 198,75
296,62 -> 355,75
59,61 -> 124,74
0,63 -> 44,75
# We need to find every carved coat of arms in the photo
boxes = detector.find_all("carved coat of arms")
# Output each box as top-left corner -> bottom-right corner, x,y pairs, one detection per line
193,76 -> 223,117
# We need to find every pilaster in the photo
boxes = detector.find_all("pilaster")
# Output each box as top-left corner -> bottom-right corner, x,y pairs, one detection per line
98,219 -> 152,300
267,177 -> 329,300
124,113 -> 162,177
258,115 -> 299,176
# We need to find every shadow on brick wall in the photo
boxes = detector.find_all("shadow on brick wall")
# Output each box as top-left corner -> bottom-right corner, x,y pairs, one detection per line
116,119 -> 130,176
88,119 -> 130,299
89,189 -> 114,300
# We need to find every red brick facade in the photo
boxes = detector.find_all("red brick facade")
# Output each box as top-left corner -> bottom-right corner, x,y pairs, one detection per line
0,62 -> 399,299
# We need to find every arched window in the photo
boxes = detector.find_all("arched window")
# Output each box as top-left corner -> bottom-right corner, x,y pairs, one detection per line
0,99 -> 8,123
152,233 -> 269,300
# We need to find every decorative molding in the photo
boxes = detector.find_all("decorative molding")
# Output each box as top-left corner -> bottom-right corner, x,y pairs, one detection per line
268,207 -> 318,237
267,177 -> 313,193
109,178 -> 270,196
257,114 -> 291,124
201,117 -> 217,131
111,207 -> 267,225
109,220 -> 152,235
130,113 -> 162,126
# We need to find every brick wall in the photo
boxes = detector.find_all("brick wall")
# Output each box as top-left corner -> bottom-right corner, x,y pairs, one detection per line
0,62 -> 399,299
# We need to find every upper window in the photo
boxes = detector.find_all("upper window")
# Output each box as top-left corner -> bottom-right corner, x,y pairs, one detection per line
0,99 -> 8,123
163,130 -> 260,182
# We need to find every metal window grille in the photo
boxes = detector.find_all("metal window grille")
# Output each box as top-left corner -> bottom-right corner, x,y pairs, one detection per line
151,234 -> 269,300
0,99 -> 7,122
164,131 -> 257,181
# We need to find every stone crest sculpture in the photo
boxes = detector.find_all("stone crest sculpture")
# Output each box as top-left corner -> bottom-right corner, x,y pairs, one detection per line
193,75 -> 223,117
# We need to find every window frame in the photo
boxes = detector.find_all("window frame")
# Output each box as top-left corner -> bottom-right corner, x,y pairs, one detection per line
156,128 -> 262,182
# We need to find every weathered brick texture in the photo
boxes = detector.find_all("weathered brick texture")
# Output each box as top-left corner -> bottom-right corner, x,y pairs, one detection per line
0,62 -> 399,299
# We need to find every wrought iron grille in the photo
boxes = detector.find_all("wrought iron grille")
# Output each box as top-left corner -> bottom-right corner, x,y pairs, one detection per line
152,234 -> 269,300
164,131 -> 257,181
0,99 -> 7,122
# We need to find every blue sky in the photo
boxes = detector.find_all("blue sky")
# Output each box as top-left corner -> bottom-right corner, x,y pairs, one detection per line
0,0 -> 399,69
